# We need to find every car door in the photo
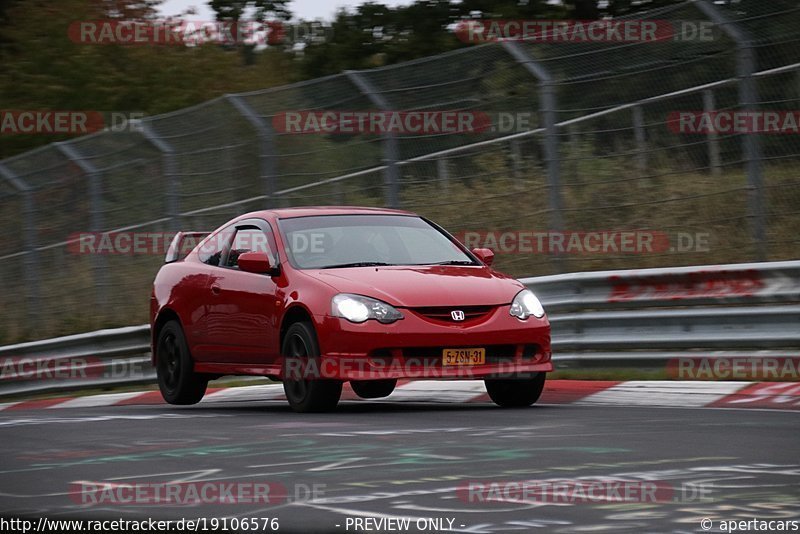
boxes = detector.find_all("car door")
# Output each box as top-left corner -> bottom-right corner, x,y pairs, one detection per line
204,220 -> 280,365
189,224 -> 236,362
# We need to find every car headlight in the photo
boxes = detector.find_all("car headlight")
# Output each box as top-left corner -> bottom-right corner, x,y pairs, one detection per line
332,294 -> 404,324
509,289 -> 545,320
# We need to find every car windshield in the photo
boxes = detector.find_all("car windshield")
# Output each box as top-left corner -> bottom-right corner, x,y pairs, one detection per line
279,214 -> 475,269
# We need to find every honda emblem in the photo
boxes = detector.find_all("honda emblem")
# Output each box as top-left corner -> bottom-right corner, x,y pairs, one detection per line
451,310 -> 465,321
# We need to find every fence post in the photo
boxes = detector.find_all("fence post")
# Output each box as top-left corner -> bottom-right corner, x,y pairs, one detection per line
55,142 -> 108,310
632,105 -> 647,177
510,139 -> 523,182
696,0 -> 766,261
436,158 -> 450,193
0,164 -> 40,323
568,127 -> 580,183
501,41 -> 564,272
226,94 -> 278,208
702,89 -> 722,176
141,125 -> 180,232
345,70 -> 400,209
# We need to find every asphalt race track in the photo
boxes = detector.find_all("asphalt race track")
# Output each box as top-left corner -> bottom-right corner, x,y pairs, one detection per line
0,397 -> 797,534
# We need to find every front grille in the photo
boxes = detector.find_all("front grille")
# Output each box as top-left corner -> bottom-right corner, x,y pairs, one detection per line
410,305 -> 496,323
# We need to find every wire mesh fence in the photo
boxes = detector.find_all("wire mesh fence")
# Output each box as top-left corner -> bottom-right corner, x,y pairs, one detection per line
1,0 -> 799,342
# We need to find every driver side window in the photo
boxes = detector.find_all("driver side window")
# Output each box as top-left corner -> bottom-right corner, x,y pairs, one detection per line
198,226 -> 234,266
226,226 -> 278,269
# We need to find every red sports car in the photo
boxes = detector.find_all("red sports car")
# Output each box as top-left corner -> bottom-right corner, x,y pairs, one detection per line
150,207 -> 552,412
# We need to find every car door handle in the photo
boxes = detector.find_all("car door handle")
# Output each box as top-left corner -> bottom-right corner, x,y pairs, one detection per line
211,284 -> 221,295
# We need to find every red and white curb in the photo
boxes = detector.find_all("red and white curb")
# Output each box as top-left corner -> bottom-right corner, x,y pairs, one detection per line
0,380 -> 798,411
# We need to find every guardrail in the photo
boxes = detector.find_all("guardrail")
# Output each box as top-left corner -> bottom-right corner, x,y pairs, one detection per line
0,326 -> 152,398
1,260 -> 798,397
522,259 -> 800,366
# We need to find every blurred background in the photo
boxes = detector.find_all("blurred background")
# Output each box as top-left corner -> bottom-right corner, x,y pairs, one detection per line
1,0 -> 798,343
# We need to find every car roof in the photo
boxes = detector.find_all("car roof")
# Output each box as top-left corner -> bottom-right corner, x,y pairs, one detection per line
241,206 -> 417,220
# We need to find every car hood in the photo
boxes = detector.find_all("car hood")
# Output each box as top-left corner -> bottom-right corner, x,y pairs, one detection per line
311,265 -> 524,307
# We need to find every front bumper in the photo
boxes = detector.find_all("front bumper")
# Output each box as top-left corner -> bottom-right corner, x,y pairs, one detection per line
304,305 -> 552,381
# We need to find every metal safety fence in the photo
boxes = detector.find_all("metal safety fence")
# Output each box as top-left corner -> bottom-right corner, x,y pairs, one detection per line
1,0 -> 799,343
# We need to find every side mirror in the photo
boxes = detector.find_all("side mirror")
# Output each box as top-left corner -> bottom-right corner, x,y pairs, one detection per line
472,247 -> 495,267
237,251 -> 275,275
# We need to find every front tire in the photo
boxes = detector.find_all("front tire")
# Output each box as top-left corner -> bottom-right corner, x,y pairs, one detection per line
485,373 -> 546,408
282,322 -> 342,413
351,379 -> 397,399
156,320 -> 208,405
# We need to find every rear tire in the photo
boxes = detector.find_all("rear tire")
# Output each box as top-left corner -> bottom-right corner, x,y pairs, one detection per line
351,379 -> 397,399
485,373 -> 546,408
282,322 -> 342,413
156,320 -> 208,405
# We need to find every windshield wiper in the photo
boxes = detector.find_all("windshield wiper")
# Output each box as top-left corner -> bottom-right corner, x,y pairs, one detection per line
321,261 -> 394,269
424,260 -> 476,266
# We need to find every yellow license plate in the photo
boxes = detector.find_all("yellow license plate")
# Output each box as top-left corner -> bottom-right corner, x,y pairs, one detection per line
443,348 -> 486,366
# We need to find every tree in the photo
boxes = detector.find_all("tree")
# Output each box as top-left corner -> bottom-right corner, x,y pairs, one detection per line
0,0 -> 294,158
208,0 -> 291,64
295,0 -> 696,78
297,0 -> 567,78
209,0 -> 291,21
